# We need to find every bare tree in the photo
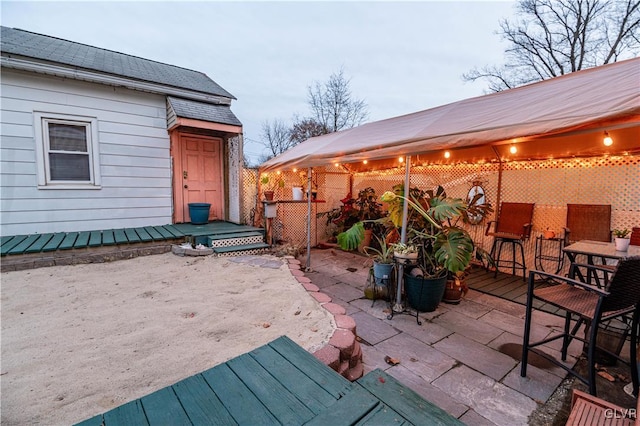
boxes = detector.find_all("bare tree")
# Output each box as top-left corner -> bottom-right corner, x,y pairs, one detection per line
464,0 -> 640,91
260,119 -> 294,158
307,67 -> 369,133
289,116 -> 326,144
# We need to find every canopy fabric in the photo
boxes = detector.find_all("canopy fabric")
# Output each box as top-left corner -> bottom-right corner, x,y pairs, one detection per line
261,58 -> 640,172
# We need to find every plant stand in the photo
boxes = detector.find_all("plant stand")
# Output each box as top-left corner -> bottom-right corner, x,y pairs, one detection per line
387,257 -> 423,325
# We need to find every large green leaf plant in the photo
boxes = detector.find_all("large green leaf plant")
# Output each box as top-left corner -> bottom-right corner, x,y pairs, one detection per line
339,184 -> 491,278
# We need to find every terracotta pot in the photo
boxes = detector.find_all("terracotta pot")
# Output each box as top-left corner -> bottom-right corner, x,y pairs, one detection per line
358,229 -> 373,253
443,278 -> 464,304
263,190 -> 275,201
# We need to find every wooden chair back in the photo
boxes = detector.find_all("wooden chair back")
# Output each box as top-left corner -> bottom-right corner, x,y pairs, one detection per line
630,227 -> 640,246
565,204 -> 611,243
493,202 -> 535,238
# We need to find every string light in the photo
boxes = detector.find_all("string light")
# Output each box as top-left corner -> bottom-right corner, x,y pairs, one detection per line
334,162 -> 340,167
509,145 -> 518,154
363,160 -> 368,165
444,151 -> 451,159
292,168 -> 297,172
398,157 -> 404,163
603,131 -> 613,146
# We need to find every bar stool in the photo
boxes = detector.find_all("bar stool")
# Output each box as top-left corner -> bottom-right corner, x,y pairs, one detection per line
485,202 -> 535,281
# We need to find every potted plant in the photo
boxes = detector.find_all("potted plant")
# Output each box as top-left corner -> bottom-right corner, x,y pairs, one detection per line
330,188 -> 385,251
363,234 -> 395,287
614,228 -> 631,251
260,174 -> 284,201
390,242 -> 418,262
339,184 -> 491,312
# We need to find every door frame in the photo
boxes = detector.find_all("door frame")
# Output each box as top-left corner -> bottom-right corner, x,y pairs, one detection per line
170,130 -> 226,223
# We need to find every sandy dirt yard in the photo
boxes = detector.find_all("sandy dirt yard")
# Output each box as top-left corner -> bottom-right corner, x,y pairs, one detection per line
0,253 -> 336,425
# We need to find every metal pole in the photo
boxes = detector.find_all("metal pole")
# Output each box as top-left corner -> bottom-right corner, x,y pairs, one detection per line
305,167 -> 313,272
395,155 -> 411,310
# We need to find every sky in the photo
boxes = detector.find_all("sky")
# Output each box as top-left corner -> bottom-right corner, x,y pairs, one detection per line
1,1 -> 517,165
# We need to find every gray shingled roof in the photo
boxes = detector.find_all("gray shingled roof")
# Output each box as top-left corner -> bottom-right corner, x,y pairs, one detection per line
1,26 -> 235,99
168,97 -> 242,127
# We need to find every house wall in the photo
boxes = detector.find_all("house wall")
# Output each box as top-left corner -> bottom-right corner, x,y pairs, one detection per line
0,69 -> 173,235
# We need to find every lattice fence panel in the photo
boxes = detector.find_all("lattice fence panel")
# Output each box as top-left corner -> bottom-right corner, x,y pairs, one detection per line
245,155 -> 639,276
242,168 -> 259,226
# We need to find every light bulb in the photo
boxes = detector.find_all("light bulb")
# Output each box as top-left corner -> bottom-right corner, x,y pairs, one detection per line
444,151 -> 451,159
603,131 -> 613,146
510,145 -> 517,154
363,160 -> 368,165
398,157 -> 404,163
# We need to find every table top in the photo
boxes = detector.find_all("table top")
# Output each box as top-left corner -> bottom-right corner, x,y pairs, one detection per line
75,335 -> 462,426
563,240 -> 640,260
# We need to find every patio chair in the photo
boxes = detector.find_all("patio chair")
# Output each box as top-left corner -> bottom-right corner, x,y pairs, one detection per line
631,227 -> 640,246
485,202 -> 535,280
521,256 -> 640,397
564,204 -> 612,245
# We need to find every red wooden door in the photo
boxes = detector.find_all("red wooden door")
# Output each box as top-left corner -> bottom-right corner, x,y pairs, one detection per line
181,135 -> 224,222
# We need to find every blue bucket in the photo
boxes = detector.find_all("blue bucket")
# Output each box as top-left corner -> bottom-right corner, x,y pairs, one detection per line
188,203 -> 211,225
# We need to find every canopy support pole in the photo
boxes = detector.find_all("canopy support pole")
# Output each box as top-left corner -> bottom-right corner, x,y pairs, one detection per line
395,155 -> 411,310
305,167 -> 313,272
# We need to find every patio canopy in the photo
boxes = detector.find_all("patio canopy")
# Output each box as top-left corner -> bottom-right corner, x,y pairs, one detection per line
260,58 -> 640,173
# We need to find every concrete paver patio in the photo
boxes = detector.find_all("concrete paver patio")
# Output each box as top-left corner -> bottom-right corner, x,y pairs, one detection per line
303,248 -> 585,426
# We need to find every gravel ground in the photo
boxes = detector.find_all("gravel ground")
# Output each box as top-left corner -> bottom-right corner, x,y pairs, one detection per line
529,358 -> 637,425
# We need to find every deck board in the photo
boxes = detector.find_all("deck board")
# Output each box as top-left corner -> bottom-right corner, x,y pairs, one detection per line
269,335 -> 354,398
1,235 -> 35,254
249,344 -> 336,412
123,228 -> 140,243
201,364 -> 279,425
172,375 -> 238,425
24,234 -> 54,253
58,232 -> 79,250
102,230 -> 116,246
143,226 -> 165,241
103,400 -> 148,425
140,386 -> 191,425
88,231 -> 102,247
357,369 -> 464,426
133,227 -> 153,242
42,233 -> 66,252
226,352 -> 316,424
113,229 -> 128,244
7,235 -> 40,254
74,232 -> 90,248
304,386 -> 381,425
74,336 -> 462,426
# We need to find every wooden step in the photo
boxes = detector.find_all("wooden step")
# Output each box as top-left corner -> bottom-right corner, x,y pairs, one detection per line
208,234 -> 265,248
213,242 -> 271,255
207,231 -> 264,241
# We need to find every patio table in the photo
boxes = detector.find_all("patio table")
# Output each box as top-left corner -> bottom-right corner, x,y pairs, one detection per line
563,240 -> 640,285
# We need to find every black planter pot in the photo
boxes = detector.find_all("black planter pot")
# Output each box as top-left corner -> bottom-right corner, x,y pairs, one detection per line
404,273 -> 447,312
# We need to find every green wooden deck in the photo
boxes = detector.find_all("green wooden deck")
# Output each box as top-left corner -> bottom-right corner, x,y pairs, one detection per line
0,221 -> 264,257
75,336 -> 462,426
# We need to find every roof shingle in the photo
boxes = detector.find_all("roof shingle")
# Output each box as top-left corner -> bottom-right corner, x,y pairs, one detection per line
1,26 -> 235,99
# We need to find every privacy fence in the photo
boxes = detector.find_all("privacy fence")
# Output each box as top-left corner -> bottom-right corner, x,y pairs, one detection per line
243,154 -> 639,275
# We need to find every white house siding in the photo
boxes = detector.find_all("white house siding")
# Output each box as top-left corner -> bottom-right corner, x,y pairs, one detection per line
0,69 -> 172,235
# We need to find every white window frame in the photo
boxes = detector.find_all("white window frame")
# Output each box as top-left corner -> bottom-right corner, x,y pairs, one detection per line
34,112 -> 101,189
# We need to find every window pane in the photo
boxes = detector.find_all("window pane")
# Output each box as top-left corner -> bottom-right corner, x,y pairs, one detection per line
49,153 -> 90,181
49,123 -> 87,152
